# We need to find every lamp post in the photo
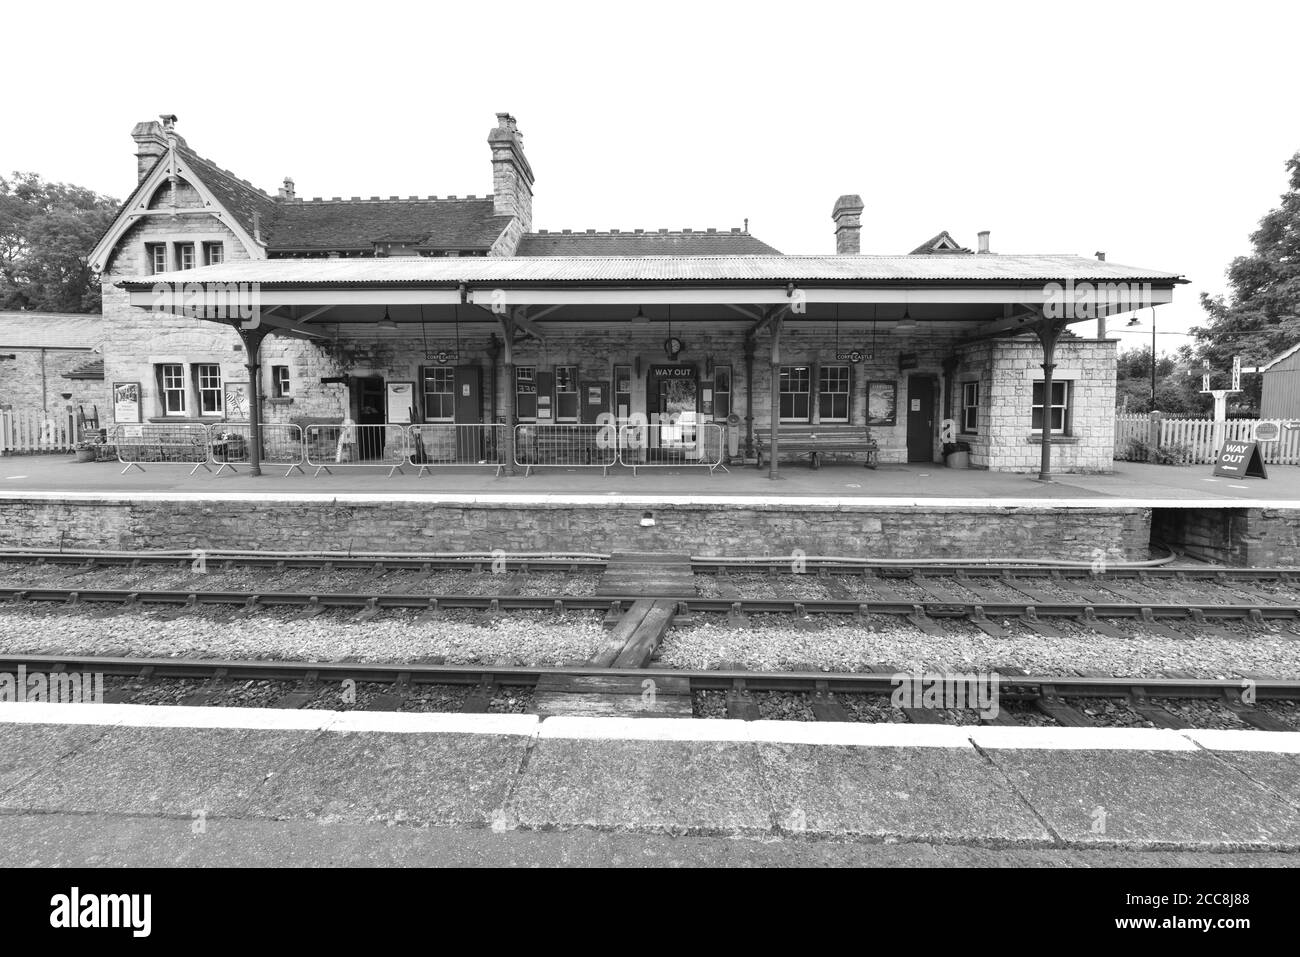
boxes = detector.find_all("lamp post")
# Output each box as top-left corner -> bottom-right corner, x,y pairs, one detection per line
1127,309 -> 1156,408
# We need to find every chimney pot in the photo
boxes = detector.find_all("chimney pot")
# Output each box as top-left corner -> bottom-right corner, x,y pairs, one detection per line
1096,250 -> 1107,261
977,230 -> 991,254
832,194 -> 865,254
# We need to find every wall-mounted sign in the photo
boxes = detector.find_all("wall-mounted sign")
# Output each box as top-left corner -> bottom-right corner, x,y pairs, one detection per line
835,350 -> 870,363
898,352 -> 918,371
650,365 -> 697,379
1254,422 -> 1281,442
427,350 -> 458,365
386,382 -> 414,423
1214,440 -> 1267,479
112,381 -> 141,423
867,381 -> 897,426
223,382 -> 251,421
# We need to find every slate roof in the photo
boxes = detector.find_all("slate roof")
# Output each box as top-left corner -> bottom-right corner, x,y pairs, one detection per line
126,254 -> 1186,287
0,312 -> 104,349
270,198 -> 513,251
63,358 -> 105,379
516,229 -> 781,256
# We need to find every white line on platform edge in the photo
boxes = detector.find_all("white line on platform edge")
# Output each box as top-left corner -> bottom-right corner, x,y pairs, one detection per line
3,703 -> 1300,752
5,490 -> 1300,509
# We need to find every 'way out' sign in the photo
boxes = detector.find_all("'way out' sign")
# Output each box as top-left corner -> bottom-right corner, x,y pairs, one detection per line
1214,440 -> 1268,479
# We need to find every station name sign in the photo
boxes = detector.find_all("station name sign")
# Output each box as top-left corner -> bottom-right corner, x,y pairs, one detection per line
835,350 -> 870,363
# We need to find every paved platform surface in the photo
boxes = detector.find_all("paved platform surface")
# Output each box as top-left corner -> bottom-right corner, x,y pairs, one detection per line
2,455 -> 1298,505
3,704 -> 1299,866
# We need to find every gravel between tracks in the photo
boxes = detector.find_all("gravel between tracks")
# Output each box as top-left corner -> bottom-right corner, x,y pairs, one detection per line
661,614 -> 1300,678
0,603 -> 606,665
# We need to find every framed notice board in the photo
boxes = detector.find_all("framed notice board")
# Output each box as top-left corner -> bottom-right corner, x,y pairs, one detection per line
867,381 -> 897,426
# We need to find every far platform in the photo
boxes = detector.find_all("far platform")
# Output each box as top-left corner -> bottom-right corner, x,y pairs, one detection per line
1,455 -> 1298,506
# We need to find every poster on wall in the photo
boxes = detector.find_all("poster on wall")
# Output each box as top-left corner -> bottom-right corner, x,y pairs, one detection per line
386,382 -> 415,423
867,381 -> 897,426
112,382 -> 141,423
223,382 -> 251,421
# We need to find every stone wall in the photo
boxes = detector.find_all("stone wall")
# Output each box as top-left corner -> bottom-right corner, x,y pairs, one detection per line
1153,507 -> 1300,566
0,350 -> 108,415
0,495 -> 1152,562
955,336 -> 1116,473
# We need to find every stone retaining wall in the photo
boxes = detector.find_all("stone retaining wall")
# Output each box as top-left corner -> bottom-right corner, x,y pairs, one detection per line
0,497 -> 1152,562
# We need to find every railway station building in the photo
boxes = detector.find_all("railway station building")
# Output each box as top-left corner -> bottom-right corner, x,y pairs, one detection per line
87,114 -> 1184,477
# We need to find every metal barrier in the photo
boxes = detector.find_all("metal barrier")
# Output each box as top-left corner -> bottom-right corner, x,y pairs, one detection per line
513,424 -> 618,476
304,424 -> 410,477
115,423 -> 212,474
618,422 -> 728,475
206,424 -> 306,476
408,424 -> 507,476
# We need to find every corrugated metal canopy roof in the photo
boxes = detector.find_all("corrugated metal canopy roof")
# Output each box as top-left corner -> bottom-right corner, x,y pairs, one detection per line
124,254 -> 1185,287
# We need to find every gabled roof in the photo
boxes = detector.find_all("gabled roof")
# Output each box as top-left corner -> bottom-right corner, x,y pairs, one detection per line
270,197 -> 513,251
909,231 -> 971,255
516,229 -> 781,257
0,312 -> 103,349
176,146 -> 279,246
1258,342 -> 1300,372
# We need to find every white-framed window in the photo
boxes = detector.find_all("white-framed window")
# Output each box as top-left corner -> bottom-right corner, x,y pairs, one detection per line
158,363 -> 186,415
515,365 -> 537,421
961,381 -> 979,434
148,244 -> 168,275
204,242 -> 224,266
712,365 -> 731,419
178,243 -> 196,270
422,367 -> 455,421
818,365 -> 850,423
1031,380 -> 1070,434
195,363 -> 223,415
555,365 -> 578,422
779,366 -> 811,422
272,365 -> 291,398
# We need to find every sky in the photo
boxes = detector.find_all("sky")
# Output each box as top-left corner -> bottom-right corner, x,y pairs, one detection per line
6,0 -> 1297,359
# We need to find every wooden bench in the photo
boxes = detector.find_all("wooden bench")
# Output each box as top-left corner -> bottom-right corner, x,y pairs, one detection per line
755,425 -> 878,469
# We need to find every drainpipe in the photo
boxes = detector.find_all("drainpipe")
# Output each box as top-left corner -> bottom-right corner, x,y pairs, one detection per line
743,336 -> 756,460
40,349 -> 48,415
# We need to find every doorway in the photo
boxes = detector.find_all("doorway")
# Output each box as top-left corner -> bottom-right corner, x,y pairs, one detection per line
646,365 -> 699,455
906,375 -> 935,463
354,375 -> 386,460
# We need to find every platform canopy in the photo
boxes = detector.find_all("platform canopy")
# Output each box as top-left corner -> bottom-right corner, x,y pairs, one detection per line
122,253 -> 1184,343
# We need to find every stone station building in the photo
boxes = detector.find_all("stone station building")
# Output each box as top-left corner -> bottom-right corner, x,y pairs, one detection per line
86,113 -> 1184,477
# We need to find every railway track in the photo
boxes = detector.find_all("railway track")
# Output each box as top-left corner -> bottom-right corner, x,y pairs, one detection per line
2,584 -> 1298,630
2,652 -> 1297,730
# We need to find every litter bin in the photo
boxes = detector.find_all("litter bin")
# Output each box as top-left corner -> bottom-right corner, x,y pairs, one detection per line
726,413 -> 741,459
942,441 -> 971,469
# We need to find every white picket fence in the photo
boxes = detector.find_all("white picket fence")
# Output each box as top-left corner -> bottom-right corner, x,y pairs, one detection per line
0,408 -> 81,453
1114,414 -> 1300,465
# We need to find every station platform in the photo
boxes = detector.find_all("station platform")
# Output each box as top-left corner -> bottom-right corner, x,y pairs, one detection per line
2,703 -> 1298,866
3,456 -> 1299,564
2,455 -> 1299,505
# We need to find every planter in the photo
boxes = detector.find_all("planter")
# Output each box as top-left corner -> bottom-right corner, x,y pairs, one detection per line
74,449 -> 97,463
944,451 -> 970,468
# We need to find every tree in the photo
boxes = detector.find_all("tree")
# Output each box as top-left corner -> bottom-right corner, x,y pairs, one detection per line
1114,345 -> 1205,415
1193,151 -> 1300,413
0,172 -> 118,313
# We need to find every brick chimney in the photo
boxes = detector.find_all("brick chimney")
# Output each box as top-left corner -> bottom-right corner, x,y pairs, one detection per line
488,113 -> 535,231
832,194 -> 864,254
278,177 -> 296,201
